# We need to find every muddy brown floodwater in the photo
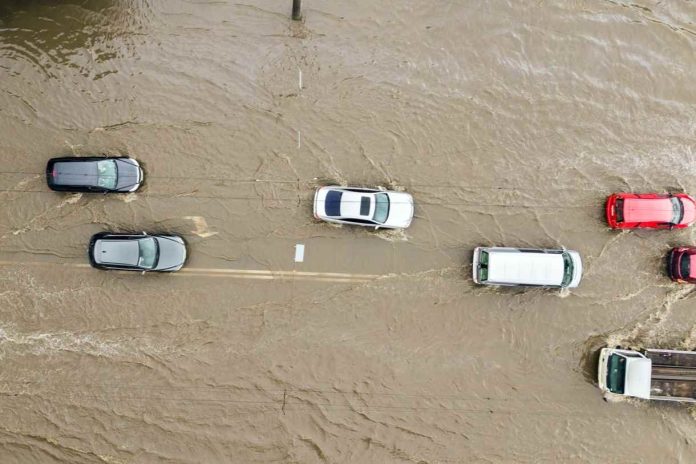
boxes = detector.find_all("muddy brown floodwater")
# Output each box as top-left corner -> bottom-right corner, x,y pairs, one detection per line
2,0 -> 696,463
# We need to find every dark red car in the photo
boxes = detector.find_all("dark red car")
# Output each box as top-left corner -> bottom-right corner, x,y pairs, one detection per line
668,247 -> 696,283
606,193 -> 696,229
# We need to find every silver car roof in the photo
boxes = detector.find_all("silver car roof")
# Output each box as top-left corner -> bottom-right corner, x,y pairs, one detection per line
93,239 -> 140,266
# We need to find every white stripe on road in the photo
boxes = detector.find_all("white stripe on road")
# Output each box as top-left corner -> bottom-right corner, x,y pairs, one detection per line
0,260 -> 379,283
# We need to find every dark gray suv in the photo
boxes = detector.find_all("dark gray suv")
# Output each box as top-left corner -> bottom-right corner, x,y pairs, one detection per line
89,232 -> 187,272
46,156 -> 143,193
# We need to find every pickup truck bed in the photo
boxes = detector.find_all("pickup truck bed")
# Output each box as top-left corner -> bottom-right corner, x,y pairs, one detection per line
647,349 -> 696,400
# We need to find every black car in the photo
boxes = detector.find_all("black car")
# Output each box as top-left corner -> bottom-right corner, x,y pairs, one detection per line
46,156 -> 143,193
89,232 -> 187,272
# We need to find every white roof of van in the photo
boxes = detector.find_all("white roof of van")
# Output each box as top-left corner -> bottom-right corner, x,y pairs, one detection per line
487,250 -> 564,286
623,357 -> 651,399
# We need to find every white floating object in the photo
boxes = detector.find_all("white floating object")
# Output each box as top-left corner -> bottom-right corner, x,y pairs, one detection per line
294,244 -> 305,262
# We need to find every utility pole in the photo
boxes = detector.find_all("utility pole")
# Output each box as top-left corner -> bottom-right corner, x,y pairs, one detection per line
292,0 -> 302,20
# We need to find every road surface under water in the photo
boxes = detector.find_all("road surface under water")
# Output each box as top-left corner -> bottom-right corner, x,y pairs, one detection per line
2,1 -> 696,462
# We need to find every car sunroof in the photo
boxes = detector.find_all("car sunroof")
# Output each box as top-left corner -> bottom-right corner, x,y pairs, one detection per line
360,197 -> 370,216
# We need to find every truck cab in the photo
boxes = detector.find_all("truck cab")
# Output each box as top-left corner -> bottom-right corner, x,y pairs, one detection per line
597,348 -> 651,399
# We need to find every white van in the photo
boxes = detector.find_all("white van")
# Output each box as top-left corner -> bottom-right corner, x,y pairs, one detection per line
472,247 -> 583,288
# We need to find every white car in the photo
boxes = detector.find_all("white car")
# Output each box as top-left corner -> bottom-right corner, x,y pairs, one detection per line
313,186 -> 414,229
472,247 -> 583,288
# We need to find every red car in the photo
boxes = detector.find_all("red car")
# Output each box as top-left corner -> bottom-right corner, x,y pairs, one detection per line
668,247 -> 696,283
606,193 -> 696,229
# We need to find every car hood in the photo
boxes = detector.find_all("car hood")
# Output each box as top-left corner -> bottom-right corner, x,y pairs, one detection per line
383,192 -> 414,228
115,159 -> 142,191
681,196 -> 696,226
153,236 -> 187,271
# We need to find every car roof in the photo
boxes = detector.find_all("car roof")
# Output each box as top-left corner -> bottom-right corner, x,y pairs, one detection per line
486,249 -> 565,285
52,159 -> 101,187
339,191 -> 374,219
623,197 -> 673,223
94,239 -> 140,266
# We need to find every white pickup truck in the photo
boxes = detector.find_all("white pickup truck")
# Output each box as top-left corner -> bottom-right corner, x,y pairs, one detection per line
598,347 -> 696,402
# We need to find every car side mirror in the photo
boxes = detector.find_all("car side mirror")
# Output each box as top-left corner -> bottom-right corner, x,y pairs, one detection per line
374,226 -> 380,231
141,270 -> 146,276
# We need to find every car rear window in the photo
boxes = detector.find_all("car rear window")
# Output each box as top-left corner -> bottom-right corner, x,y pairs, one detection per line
615,199 -> 624,222
325,191 -> 342,217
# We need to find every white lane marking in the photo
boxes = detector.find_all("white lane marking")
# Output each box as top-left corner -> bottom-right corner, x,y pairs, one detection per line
180,268 -> 379,278
0,261 -> 90,268
298,68 -> 302,90
173,273 -> 370,283
0,261 -> 378,282
294,244 -> 305,263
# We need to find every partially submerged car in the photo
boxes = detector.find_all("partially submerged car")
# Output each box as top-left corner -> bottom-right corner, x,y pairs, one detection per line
472,247 -> 583,288
47,156 -> 143,193
668,247 -> 696,284
606,193 -> 696,229
313,186 -> 414,229
89,232 -> 186,272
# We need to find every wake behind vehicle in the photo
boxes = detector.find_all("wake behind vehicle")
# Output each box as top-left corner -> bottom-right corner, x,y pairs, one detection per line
47,156 -> 143,193
313,186 -> 414,229
472,247 -> 583,288
89,232 -> 186,272
668,246 -> 696,284
598,347 -> 696,402
606,193 -> 696,229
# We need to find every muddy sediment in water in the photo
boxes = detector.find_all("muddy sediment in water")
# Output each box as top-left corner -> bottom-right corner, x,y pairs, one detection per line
2,1 -> 696,462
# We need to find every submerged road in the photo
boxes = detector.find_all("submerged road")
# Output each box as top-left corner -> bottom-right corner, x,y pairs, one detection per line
2,1 -> 696,463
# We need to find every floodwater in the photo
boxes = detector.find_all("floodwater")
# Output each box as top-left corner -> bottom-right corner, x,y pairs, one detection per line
1,0 -> 696,462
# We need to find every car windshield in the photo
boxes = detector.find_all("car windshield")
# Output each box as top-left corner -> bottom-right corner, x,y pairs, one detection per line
373,193 -> 390,223
96,160 -> 117,189
138,237 -> 158,269
561,252 -> 574,287
606,353 -> 626,394
478,251 -> 489,282
670,197 -> 684,224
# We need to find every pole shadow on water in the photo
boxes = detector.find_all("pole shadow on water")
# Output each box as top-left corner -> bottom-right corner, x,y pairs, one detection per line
292,0 -> 302,21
